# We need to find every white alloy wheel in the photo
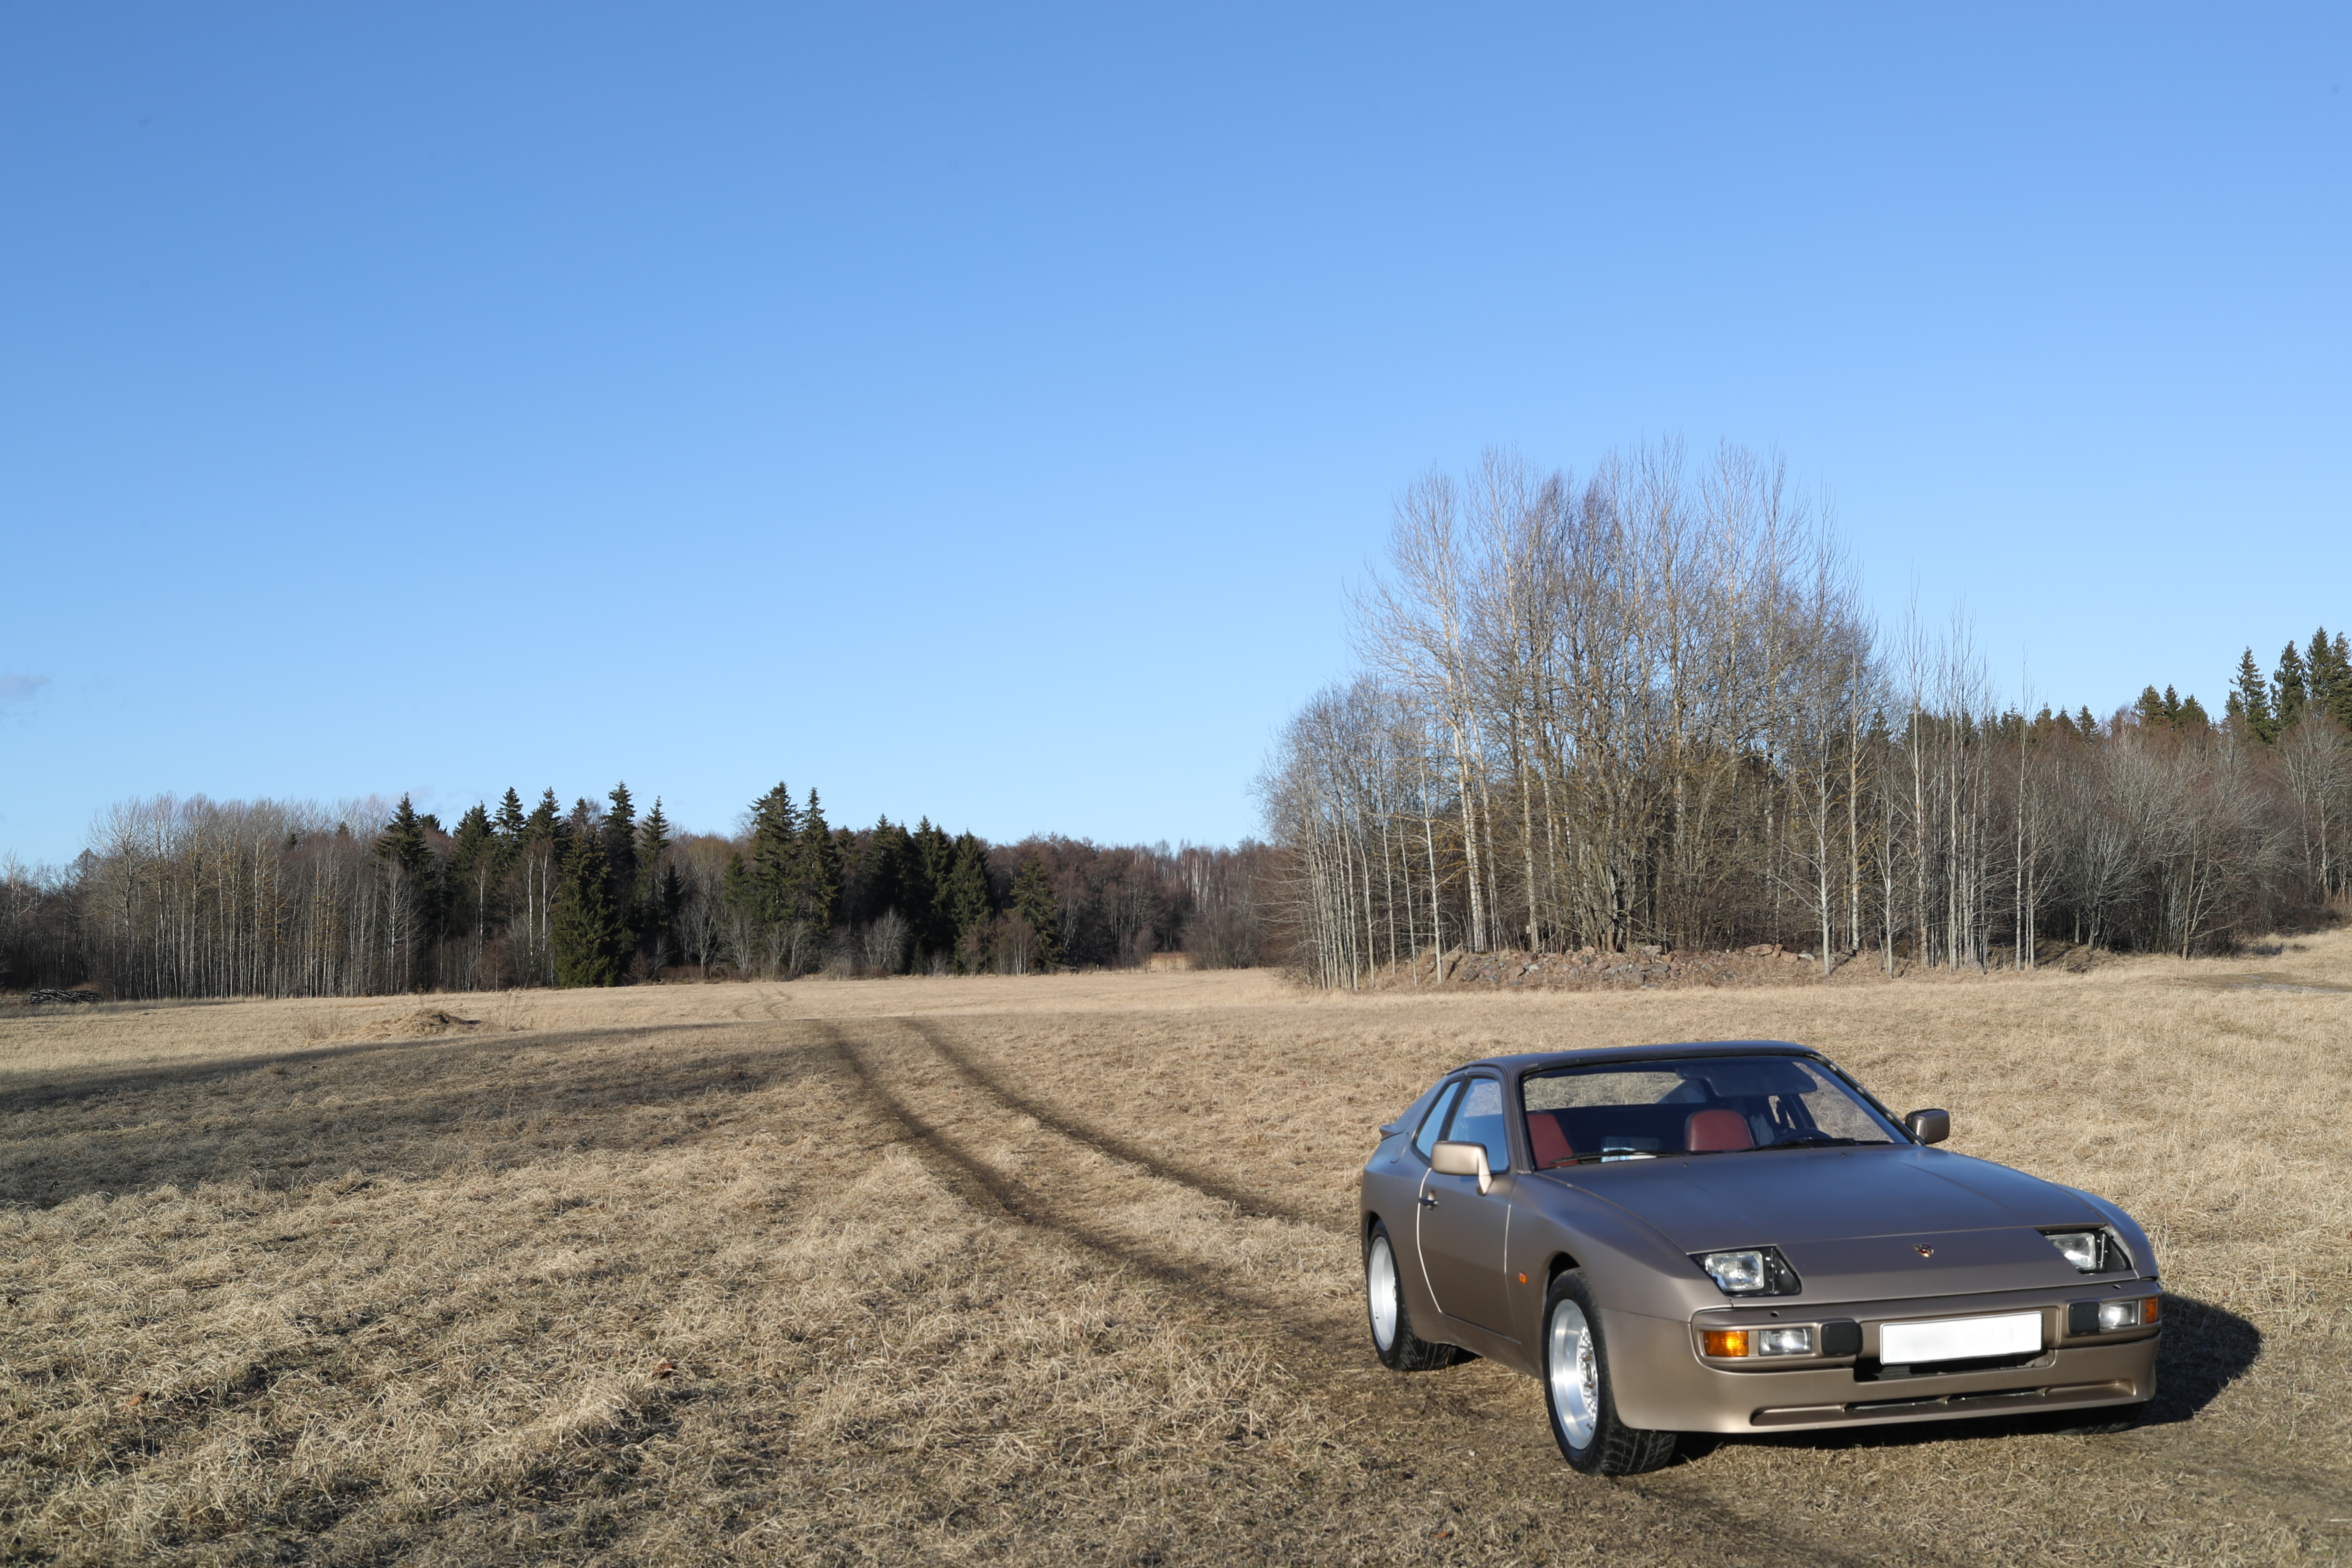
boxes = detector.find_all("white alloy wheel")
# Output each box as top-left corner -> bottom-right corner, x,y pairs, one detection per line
1366,1234 -> 1401,1352
1547,1295 -> 1600,1450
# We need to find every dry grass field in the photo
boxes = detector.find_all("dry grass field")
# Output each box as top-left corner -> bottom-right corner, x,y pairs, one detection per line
4,935 -> 2350,1566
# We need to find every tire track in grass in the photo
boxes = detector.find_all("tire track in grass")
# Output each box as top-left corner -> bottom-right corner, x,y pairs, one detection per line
901,1015 -> 1333,1229
794,1007 -> 1927,1568
814,1015 -> 1328,1342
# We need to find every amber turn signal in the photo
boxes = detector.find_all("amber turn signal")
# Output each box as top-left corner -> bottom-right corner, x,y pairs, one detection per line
1701,1329 -> 1750,1357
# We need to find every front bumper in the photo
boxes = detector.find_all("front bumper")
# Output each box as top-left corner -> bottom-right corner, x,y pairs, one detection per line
1602,1280 -> 2162,1434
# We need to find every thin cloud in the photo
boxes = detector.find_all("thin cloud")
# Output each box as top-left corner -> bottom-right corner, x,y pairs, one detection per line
0,673 -> 50,705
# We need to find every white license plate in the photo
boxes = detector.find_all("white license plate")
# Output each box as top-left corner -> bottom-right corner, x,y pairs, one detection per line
1878,1311 -> 2043,1365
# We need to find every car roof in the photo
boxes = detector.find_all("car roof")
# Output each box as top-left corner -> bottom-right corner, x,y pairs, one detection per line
1451,1040 -> 1824,1077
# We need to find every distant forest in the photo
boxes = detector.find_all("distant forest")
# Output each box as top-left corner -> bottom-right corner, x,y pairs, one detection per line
10,445 -> 2349,1000
1266,444 -> 2351,987
0,782 -> 1268,999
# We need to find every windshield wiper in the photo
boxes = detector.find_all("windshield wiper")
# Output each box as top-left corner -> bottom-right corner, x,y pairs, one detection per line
1752,1135 -> 1887,1151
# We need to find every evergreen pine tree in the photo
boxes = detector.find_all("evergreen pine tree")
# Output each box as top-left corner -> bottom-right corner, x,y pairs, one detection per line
858,815 -> 911,927
2161,685 -> 2184,725
525,789 -> 568,853
634,798 -> 673,909
2308,627 -> 2349,727
375,795 -> 443,985
2332,633 -> 2352,729
1011,850 -> 1063,972
2178,693 -> 2209,728
912,817 -> 955,956
2134,685 -> 2166,728
496,787 -> 528,840
603,783 -> 638,931
553,832 -> 630,986
2275,642 -> 2309,730
658,862 -> 685,944
2232,648 -> 2277,741
2076,705 -> 2098,737
944,833 -> 993,971
377,794 -> 433,877
739,783 -> 800,933
797,790 -> 842,938
447,802 -> 500,944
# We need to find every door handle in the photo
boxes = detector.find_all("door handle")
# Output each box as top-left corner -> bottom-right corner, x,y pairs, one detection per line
1419,1193 -> 1439,1208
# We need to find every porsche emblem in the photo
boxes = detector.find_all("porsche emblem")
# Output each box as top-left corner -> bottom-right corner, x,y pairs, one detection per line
1914,1245 -> 1936,1258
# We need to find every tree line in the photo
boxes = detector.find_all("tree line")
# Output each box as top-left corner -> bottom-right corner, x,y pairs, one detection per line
0,781 -> 1268,998
1265,442 -> 2351,987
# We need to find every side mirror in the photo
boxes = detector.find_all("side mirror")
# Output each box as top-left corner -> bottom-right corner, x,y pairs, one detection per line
1430,1140 -> 1493,1194
1905,1109 -> 1951,1145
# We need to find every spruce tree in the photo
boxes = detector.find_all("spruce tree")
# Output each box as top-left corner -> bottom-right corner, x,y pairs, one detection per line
496,787 -> 528,840
553,832 -> 630,986
944,833 -> 993,971
858,815 -> 912,926
2332,633 -> 2352,729
377,794 -> 433,877
2178,693 -> 2209,728
740,783 -> 801,933
633,798 -> 674,960
634,798 -> 673,909
2076,705 -> 2098,737
525,789 -> 568,852
2134,685 -> 2167,728
2308,627 -> 2348,727
376,795 -> 442,986
2275,642 -> 2309,730
447,802 -> 500,944
797,790 -> 842,938
603,782 -> 639,929
2232,648 -> 2277,741
913,817 -> 955,956
1011,850 -> 1063,972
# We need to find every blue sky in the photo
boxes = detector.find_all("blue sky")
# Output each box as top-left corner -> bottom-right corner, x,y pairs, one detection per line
3,6 -> 2346,864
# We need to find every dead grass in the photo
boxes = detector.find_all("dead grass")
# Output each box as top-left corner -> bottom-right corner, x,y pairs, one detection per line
2,941 -> 2348,1564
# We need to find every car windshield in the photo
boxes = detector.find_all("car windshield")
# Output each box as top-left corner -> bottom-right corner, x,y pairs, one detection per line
1520,1056 -> 1901,1167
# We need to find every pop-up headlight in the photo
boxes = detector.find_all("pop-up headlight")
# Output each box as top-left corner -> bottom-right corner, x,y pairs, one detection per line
2044,1228 -> 2128,1274
1694,1246 -> 1801,1296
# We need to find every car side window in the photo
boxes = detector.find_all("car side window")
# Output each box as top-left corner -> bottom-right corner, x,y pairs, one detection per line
1412,1081 -> 1465,1162
1445,1076 -> 1512,1174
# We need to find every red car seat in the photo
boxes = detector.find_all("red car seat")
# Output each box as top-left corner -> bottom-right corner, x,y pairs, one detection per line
1526,1111 -> 1576,1168
1685,1109 -> 1755,1152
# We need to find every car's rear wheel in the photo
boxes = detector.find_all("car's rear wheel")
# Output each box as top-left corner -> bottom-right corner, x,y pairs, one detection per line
1542,1270 -> 1675,1475
1364,1220 -> 1453,1370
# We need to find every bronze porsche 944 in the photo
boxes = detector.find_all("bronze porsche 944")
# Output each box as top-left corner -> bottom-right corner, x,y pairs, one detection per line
1360,1041 -> 2159,1474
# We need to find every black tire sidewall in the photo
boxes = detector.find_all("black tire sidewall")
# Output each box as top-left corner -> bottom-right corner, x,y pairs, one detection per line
1540,1269 -> 1676,1474
1541,1271 -> 1610,1470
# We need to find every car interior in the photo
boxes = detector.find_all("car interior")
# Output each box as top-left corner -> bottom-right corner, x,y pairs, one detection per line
1522,1059 -> 1874,1167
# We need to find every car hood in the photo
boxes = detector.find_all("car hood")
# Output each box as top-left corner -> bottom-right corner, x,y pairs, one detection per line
1548,1145 -> 2116,1300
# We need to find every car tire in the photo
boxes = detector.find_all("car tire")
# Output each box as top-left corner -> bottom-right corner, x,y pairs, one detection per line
1364,1220 -> 1455,1371
1541,1270 -> 1676,1475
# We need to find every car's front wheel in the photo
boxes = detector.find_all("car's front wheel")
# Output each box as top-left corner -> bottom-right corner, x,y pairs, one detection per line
1364,1220 -> 1454,1370
1542,1270 -> 1675,1474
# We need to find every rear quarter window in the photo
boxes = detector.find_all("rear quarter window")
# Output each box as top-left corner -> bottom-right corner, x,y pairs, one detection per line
1412,1081 -> 1465,1161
